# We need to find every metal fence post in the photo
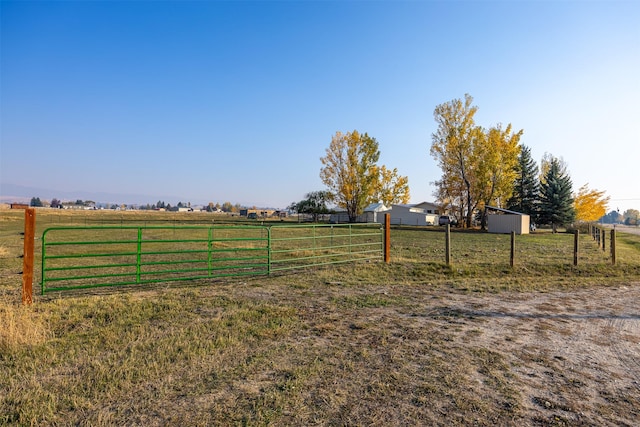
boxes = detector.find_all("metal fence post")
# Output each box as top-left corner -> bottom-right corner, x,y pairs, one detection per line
22,208 -> 36,305
136,227 -> 143,284
384,214 -> 390,263
208,227 -> 213,277
267,226 -> 272,274
445,224 -> 451,266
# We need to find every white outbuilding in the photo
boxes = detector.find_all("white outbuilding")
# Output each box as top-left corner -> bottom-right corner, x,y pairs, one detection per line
376,203 -> 439,226
486,206 -> 530,235
330,203 -> 390,223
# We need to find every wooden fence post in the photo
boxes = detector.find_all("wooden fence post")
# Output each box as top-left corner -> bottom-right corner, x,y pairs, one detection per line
610,229 -> 616,265
22,208 -> 36,305
601,227 -> 606,252
384,214 -> 390,263
573,230 -> 579,266
445,224 -> 451,266
510,231 -> 515,268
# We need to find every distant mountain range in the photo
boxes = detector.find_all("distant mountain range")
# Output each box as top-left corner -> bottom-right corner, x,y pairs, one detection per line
0,182 -> 186,206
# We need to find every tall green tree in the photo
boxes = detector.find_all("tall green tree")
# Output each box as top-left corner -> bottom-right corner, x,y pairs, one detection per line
538,156 -> 575,231
507,145 -> 539,216
539,152 -> 569,185
430,94 -> 481,228
320,130 -> 409,222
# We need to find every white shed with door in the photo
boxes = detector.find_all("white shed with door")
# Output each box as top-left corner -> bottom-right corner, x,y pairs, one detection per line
376,204 -> 437,226
487,207 -> 530,235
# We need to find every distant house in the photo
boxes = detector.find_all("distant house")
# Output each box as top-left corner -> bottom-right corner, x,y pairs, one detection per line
486,206 -> 530,235
329,201 -> 446,225
376,203 -> 438,226
411,201 -> 441,215
330,203 -> 389,223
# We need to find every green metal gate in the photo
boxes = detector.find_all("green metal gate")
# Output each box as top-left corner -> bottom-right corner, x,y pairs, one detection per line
40,223 -> 383,294
269,223 -> 383,272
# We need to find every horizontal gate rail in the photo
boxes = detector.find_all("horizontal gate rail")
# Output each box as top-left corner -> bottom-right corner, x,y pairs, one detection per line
41,223 -> 384,294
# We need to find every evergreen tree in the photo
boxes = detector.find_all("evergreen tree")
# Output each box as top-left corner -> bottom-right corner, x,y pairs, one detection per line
538,157 -> 575,232
507,145 -> 539,217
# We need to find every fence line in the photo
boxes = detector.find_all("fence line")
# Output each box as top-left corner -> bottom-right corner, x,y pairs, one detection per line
589,223 -> 617,264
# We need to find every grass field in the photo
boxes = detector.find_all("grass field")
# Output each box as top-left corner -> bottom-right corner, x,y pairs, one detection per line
1,209 -> 639,425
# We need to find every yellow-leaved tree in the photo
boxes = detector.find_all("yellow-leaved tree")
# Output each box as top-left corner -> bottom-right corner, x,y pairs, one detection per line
574,184 -> 609,222
431,94 -> 523,228
376,165 -> 410,207
476,123 -> 523,229
430,94 -> 480,228
320,130 -> 409,222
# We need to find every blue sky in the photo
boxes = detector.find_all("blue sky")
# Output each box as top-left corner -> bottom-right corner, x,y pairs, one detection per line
1,1 -> 639,212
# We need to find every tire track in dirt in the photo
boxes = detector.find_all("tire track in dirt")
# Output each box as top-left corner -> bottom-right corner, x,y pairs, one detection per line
410,284 -> 640,425
605,314 -> 640,391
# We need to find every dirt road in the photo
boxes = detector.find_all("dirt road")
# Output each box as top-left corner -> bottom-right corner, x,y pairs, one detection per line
421,284 -> 640,425
608,224 -> 640,236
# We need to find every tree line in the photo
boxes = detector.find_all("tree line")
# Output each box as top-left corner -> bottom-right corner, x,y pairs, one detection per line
600,209 -> 640,226
28,198 -> 246,213
292,93 -> 621,228
430,94 -> 613,230
30,198 -> 92,208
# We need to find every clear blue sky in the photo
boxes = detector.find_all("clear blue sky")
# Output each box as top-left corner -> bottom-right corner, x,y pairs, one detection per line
1,0 -> 639,212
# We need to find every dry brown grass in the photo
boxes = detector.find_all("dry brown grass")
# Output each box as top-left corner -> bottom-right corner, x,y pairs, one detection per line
0,304 -> 51,353
1,210 -> 639,425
